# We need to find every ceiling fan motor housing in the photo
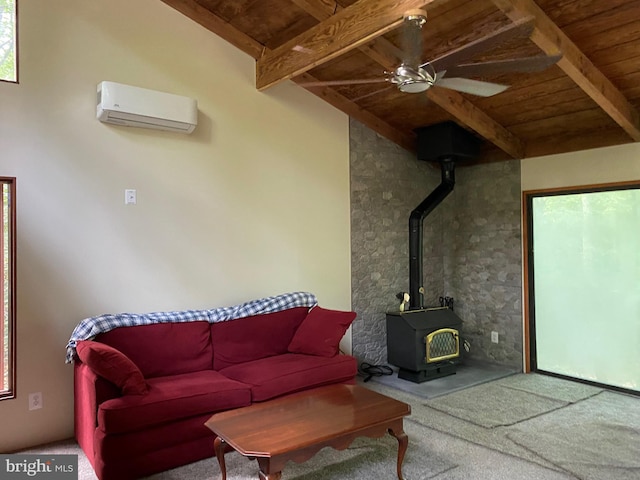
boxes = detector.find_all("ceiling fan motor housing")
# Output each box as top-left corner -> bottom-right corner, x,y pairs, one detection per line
415,121 -> 481,163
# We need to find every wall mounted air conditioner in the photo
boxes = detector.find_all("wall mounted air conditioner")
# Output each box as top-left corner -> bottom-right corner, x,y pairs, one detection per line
97,81 -> 198,134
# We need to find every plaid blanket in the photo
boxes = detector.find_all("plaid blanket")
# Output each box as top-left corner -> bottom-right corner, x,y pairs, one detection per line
65,291 -> 317,362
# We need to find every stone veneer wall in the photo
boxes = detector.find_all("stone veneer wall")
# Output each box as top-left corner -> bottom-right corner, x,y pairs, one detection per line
443,160 -> 523,367
350,118 -> 523,368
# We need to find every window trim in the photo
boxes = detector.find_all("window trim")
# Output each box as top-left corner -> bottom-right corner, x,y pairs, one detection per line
0,177 -> 16,401
522,179 -> 640,395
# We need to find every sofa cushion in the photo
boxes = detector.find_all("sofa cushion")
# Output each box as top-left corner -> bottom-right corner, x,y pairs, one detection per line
76,340 -> 148,395
211,307 -> 309,370
96,320 -> 213,378
219,353 -> 358,402
288,306 -> 356,357
97,370 -> 251,434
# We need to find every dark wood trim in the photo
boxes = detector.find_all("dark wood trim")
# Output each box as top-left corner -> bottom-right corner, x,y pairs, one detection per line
0,177 -> 16,401
0,0 -> 18,84
523,179 -> 640,197
521,191 -> 530,372
0,182 -> 4,389
14,0 -> 18,84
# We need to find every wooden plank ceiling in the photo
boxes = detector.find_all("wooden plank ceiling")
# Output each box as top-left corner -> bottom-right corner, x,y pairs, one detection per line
161,0 -> 640,163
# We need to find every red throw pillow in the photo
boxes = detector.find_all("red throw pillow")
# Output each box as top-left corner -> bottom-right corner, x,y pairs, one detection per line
288,306 -> 356,357
75,340 -> 148,395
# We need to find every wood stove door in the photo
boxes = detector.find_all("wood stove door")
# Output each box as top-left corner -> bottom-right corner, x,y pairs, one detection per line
425,328 -> 460,363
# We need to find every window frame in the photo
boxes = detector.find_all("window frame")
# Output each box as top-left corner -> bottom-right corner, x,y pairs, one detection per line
0,0 -> 18,84
523,179 -> 640,395
0,177 -> 16,401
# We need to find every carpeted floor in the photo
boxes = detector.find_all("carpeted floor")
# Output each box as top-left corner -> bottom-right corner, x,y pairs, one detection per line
17,372 -> 640,480
366,372 -> 640,480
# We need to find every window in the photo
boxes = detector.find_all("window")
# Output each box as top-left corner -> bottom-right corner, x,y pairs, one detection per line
0,178 -> 15,400
0,0 -> 17,83
525,182 -> 640,393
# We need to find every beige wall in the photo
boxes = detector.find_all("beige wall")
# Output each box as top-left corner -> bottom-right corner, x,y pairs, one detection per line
0,0 -> 349,451
522,142 -> 640,190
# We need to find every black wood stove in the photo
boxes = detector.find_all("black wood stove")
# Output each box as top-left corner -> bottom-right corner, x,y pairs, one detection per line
386,122 -> 478,383
387,308 -> 462,382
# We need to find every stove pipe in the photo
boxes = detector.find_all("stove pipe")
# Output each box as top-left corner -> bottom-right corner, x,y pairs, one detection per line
409,122 -> 480,310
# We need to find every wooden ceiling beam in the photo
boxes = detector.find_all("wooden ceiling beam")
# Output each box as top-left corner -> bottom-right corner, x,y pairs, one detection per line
427,88 -> 525,158
285,2 -> 417,151
290,0 -> 403,69
490,0 -> 640,141
294,73 -> 417,152
290,0 -> 339,20
293,0 -> 525,159
256,0 -> 436,91
288,0 -> 419,150
159,0 -> 264,59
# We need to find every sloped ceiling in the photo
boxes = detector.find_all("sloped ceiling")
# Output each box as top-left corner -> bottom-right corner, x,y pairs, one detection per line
161,0 -> 640,163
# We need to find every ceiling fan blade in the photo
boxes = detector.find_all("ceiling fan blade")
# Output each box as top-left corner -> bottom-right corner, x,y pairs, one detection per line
435,77 -> 509,97
297,78 -> 388,87
443,54 -> 562,78
425,17 -> 535,73
352,84 -> 396,102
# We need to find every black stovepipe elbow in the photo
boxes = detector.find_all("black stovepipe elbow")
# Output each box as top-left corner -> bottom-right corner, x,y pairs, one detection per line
408,159 -> 455,310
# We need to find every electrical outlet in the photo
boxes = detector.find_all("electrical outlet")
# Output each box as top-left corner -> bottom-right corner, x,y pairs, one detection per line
28,392 -> 43,411
491,331 -> 499,344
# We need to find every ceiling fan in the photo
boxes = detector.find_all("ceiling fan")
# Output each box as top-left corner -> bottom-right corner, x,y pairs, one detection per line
300,10 -> 562,98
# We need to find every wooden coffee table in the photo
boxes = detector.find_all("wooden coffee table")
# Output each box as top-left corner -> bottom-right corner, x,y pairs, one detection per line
204,383 -> 411,480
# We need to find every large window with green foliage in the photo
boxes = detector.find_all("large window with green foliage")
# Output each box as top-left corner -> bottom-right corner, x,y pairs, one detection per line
0,0 -> 17,83
0,178 -> 15,400
527,183 -> 640,393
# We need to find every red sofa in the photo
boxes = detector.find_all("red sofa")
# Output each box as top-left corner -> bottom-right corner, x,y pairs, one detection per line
73,305 -> 357,480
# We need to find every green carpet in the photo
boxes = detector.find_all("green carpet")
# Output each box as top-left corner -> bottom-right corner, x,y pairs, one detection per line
367,373 -> 640,479
505,391 -> 640,480
425,382 -> 567,428
494,372 -> 603,403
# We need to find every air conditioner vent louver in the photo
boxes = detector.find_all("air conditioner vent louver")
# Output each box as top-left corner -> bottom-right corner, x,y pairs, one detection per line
103,111 -> 193,132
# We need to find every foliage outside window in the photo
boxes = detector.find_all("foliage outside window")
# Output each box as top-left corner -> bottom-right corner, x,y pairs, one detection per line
527,183 -> 640,393
1,179 -> 15,400
0,0 -> 17,83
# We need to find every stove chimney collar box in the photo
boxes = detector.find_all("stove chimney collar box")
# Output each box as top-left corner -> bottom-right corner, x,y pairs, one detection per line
415,121 -> 481,163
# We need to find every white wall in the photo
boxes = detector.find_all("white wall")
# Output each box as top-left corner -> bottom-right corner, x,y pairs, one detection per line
522,142 -> 640,190
0,0 -> 349,451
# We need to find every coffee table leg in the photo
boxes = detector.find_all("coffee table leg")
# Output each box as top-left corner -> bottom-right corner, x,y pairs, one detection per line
257,458 -> 282,480
214,436 -> 228,480
258,471 -> 282,480
388,426 -> 409,480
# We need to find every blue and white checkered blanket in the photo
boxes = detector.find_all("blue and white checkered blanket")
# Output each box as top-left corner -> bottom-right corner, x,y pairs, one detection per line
65,291 -> 317,363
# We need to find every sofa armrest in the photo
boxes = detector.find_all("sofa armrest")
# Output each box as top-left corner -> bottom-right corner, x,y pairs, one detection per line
74,361 -> 120,461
